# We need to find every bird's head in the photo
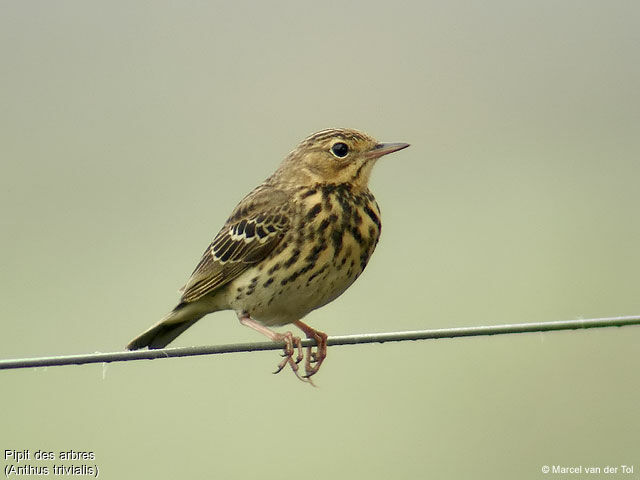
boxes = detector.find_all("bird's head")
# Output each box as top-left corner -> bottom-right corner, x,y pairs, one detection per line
275,128 -> 409,190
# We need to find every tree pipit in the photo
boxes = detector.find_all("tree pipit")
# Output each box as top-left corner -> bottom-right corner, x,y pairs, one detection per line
127,128 -> 409,382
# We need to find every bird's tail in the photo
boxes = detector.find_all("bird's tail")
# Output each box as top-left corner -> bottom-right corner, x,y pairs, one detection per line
126,302 -> 206,350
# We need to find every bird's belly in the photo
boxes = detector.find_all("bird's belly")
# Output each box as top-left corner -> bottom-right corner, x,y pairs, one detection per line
225,251 -> 356,326
226,227 -> 379,326
249,279 -> 348,327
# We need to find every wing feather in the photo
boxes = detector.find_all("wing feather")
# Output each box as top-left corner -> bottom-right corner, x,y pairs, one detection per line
179,186 -> 291,303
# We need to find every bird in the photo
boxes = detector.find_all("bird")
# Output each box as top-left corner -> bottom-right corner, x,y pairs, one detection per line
126,128 -> 409,382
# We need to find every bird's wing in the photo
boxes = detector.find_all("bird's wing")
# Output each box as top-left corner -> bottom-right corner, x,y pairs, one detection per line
179,187 -> 291,303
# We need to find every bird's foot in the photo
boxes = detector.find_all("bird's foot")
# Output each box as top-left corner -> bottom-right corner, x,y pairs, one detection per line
294,320 -> 328,378
272,331 -> 305,381
238,313 -> 311,383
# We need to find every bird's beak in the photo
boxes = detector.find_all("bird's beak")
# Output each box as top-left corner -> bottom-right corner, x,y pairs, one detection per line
366,142 -> 410,159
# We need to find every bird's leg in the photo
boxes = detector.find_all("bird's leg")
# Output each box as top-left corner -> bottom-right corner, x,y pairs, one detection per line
237,313 -> 306,381
294,320 -> 328,378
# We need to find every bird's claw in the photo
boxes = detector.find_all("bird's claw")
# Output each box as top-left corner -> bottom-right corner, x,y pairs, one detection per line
301,329 -> 328,378
272,331 -> 307,381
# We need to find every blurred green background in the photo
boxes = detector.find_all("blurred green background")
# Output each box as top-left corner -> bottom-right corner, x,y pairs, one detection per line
2,1 -> 639,478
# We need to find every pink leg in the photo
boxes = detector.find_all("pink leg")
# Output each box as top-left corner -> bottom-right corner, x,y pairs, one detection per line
294,320 -> 328,378
238,313 -> 306,382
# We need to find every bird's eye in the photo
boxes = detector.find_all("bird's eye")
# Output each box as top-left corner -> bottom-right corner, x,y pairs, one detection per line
330,142 -> 349,158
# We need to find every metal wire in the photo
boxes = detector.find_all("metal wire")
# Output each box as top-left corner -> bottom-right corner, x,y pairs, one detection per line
1,315 -> 638,371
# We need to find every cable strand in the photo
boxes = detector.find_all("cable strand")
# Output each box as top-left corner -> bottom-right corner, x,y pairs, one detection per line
1,315 -> 638,371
